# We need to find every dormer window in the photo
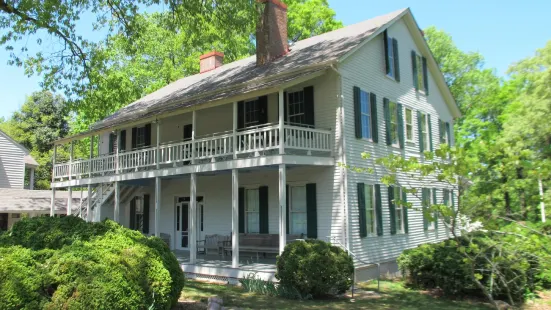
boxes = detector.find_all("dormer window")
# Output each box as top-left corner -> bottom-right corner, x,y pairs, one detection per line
383,30 -> 400,81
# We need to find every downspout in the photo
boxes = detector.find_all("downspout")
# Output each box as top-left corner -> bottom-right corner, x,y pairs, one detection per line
330,64 -> 351,253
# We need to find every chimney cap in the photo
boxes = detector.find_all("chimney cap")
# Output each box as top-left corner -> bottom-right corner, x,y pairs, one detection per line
257,0 -> 288,10
200,51 -> 224,60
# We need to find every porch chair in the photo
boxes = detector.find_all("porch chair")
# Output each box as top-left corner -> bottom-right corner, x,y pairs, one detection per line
196,234 -> 230,256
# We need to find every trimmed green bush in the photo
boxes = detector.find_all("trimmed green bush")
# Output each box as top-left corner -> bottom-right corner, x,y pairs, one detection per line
0,217 -> 185,310
275,239 -> 354,298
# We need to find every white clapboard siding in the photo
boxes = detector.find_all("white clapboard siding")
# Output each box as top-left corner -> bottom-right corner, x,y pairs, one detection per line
0,131 -> 27,189
340,18 -> 455,264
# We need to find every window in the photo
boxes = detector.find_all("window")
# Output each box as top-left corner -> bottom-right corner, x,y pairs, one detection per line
423,188 -> 435,230
420,113 -> 429,152
360,90 -> 372,139
405,108 -> 414,142
416,54 -> 425,92
389,101 -> 399,146
393,187 -> 405,234
134,198 -> 144,232
245,189 -> 260,233
244,99 -> 260,127
387,37 -> 395,79
287,90 -> 305,125
289,186 -> 307,235
11,213 -> 20,219
364,185 -> 376,235
440,120 -> 448,145
136,127 -> 146,148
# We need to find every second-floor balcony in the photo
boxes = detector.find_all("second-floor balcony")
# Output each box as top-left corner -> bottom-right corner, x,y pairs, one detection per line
53,123 -> 333,181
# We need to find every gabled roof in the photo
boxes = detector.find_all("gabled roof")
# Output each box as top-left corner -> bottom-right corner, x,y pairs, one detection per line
0,129 -> 39,167
90,8 -> 408,131
0,188 -> 86,212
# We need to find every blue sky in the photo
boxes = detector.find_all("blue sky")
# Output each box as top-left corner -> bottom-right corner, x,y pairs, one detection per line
1,0 -> 550,119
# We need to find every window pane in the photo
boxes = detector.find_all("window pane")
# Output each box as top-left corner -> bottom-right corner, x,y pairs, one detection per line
291,212 -> 307,235
247,213 -> 259,233
360,91 -> 371,139
288,91 -> 305,125
390,102 -> 398,145
387,38 -> 394,78
291,187 -> 306,212
365,185 -> 374,234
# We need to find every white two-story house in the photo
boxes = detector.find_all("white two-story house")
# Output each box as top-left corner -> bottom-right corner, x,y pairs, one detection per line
50,4 -> 460,281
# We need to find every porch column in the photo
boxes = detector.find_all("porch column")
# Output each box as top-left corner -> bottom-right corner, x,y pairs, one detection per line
278,164 -> 287,254
114,181 -> 120,223
232,168 -> 239,268
29,168 -> 34,190
189,173 -> 197,263
89,136 -> 94,178
50,144 -> 57,217
116,130 -> 121,173
191,111 -> 196,164
154,177 -> 161,237
97,183 -> 103,222
233,101 -> 237,159
79,189 -> 83,218
87,184 -> 92,222
278,89 -> 285,155
67,187 -> 72,216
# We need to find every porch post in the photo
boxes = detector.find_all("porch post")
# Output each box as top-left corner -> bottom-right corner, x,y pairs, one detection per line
232,168 -> 239,268
97,183 -> 103,222
154,177 -> 161,237
191,111 -> 196,164
116,130 -> 121,173
89,136 -> 94,178
278,89 -> 285,155
189,173 -> 197,263
50,188 -> 56,217
233,102 -> 237,159
50,144 -> 57,217
87,184 -> 92,222
156,121 -> 161,169
79,189 -> 83,218
67,187 -> 73,216
279,164 -> 287,254
29,168 -> 34,190
114,181 -> 120,223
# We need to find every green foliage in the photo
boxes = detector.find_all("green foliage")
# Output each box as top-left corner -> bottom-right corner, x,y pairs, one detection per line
0,217 -> 185,310
239,273 -> 304,300
275,239 -> 354,298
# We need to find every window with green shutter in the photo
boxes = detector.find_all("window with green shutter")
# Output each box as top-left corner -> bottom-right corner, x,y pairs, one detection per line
422,188 -> 435,231
384,30 -> 400,81
389,186 -> 406,235
357,183 -> 378,237
412,51 -> 429,94
354,87 -> 378,142
385,100 -> 400,148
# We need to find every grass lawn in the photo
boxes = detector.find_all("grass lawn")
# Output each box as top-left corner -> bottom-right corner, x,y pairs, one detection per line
178,279 -> 493,309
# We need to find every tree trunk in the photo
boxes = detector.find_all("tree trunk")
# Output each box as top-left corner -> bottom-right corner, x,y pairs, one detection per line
517,167 -> 527,220
504,191 -> 511,217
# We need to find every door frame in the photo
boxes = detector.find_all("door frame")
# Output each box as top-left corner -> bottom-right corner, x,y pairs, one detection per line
173,194 -> 206,251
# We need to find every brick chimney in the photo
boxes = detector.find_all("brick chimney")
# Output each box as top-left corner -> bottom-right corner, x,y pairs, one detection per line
199,51 -> 224,73
256,0 -> 288,66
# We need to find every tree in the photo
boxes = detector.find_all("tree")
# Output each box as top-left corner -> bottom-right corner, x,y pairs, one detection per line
0,91 -> 70,189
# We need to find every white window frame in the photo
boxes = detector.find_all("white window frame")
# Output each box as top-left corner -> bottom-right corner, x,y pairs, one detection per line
287,90 -> 306,126
440,120 -> 449,145
416,53 -> 425,93
389,101 -> 399,147
420,113 -> 429,152
136,126 -> 146,148
424,189 -> 435,230
244,98 -> 260,128
289,185 -> 307,235
405,107 -> 414,143
364,184 -> 377,236
360,90 -> 372,140
245,188 -> 260,234
134,197 -> 144,232
393,187 -> 405,234
386,36 -> 395,79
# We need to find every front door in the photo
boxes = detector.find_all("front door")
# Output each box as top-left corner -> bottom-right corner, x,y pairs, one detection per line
175,202 -> 189,250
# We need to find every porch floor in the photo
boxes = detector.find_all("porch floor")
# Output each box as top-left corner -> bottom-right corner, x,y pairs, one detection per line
173,250 -> 277,274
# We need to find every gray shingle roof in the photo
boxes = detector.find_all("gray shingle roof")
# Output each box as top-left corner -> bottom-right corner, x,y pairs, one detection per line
0,189 -> 87,213
91,8 -> 407,131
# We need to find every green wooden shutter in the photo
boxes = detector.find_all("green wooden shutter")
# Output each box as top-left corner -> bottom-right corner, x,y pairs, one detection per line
238,187 -> 245,233
397,103 -> 404,149
144,124 -> 152,147
375,184 -> 383,236
370,93 -> 379,143
432,188 -> 438,229
417,111 -> 424,153
120,130 -> 127,151
108,133 -> 115,154
286,184 -> 290,234
383,30 -> 390,75
143,194 -> 150,234
306,183 -> 317,238
439,119 -> 444,144
402,190 -> 409,233
422,188 -> 428,231
411,50 -> 418,90
428,114 -> 433,152
354,86 -> 362,139
388,186 -> 396,235
383,98 -> 391,146
304,86 -> 315,127
422,56 -> 429,95
129,197 -> 136,230
393,38 -> 400,82
446,122 -> 452,146
357,183 -> 367,238
259,186 -> 269,234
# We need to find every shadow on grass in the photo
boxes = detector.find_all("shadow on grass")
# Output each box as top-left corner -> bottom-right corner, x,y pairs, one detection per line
181,280 -> 493,310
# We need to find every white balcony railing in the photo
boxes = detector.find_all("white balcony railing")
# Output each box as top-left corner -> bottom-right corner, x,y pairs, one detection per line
53,124 -> 332,180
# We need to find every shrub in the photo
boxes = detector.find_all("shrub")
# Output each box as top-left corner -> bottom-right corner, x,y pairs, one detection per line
275,239 -> 354,298
240,273 -> 303,299
0,217 -> 185,310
